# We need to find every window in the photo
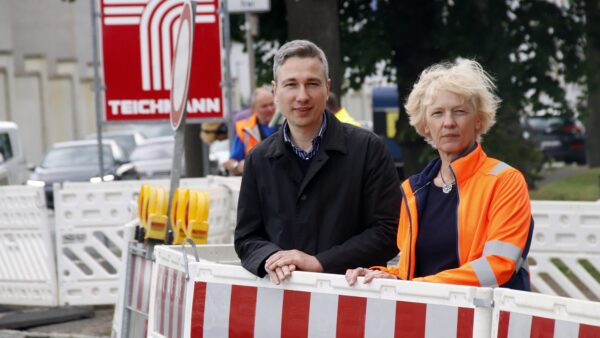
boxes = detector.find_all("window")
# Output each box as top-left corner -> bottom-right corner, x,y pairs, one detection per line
0,133 -> 13,161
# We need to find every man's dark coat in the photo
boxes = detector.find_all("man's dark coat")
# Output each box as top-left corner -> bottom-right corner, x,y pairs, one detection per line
234,112 -> 401,277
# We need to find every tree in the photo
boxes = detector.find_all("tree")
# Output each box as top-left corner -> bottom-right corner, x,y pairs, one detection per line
249,0 -> 586,184
585,0 -> 600,167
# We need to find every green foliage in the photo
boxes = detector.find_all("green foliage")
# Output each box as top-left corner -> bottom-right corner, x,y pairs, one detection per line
530,166 -> 600,201
235,0 -> 586,184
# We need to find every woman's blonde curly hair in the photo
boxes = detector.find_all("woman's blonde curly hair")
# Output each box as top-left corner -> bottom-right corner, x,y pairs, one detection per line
404,59 -> 501,145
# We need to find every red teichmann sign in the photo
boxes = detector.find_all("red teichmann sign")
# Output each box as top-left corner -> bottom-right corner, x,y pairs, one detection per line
100,0 -> 223,122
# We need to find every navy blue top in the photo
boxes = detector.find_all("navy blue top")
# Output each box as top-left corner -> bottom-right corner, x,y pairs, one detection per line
414,182 -> 460,278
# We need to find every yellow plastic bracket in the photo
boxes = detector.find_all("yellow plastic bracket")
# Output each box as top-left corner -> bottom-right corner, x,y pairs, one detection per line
186,190 -> 210,244
171,188 -> 190,245
145,187 -> 169,241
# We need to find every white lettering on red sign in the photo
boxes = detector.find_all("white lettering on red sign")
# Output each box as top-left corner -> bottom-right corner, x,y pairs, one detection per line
108,98 -> 221,115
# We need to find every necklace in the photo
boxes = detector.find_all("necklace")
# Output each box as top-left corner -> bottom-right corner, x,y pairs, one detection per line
439,170 -> 455,194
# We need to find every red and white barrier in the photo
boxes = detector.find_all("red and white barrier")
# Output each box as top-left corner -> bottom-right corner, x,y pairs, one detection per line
148,245 -> 493,338
492,288 -> 600,338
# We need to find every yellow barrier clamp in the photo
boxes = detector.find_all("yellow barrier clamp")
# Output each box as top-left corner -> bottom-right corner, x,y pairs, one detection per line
138,184 -> 151,228
145,187 -> 169,241
186,190 -> 210,244
171,188 -> 190,245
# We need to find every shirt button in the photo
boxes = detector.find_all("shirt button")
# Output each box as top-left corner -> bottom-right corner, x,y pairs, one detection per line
300,194 -> 307,201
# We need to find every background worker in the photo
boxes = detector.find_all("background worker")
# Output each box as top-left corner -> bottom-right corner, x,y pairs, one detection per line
346,59 -> 533,291
326,92 -> 361,127
223,87 -> 277,175
234,40 -> 401,284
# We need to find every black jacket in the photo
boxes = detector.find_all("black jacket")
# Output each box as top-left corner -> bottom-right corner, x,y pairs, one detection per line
234,112 -> 401,277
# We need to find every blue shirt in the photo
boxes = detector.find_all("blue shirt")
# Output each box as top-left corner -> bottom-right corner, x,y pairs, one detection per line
230,123 -> 278,160
282,112 -> 328,160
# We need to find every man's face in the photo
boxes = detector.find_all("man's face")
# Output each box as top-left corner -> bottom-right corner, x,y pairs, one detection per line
252,90 -> 276,124
273,56 -> 330,132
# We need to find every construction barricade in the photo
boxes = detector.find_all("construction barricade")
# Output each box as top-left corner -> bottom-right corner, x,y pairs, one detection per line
54,177 -> 233,306
491,288 -> 600,337
0,185 -> 57,306
528,200 -> 600,300
146,245 -> 494,338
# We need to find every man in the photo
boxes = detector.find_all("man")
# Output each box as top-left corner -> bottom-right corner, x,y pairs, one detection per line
326,92 -> 361,127
223,87 -> 277,175
234,40 -> 401,284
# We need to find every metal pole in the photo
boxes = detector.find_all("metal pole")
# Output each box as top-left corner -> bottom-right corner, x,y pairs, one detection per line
245,13 -> 256,93
90,0 -> 105,178
221,0 -> 235,142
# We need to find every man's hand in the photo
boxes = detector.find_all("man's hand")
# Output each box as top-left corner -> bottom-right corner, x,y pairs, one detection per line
345,267 -> 398,286
223,159 -> 245,176
264,250 -> 323,284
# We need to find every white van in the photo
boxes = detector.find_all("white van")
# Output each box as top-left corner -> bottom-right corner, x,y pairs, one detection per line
0,121 -> 27,185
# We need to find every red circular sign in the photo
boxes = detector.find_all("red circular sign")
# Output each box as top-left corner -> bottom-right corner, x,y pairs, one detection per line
170,0 -> 194,130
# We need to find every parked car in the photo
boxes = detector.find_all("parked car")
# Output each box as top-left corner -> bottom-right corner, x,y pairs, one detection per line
85,130 -> 146,158
523,116 -> 586,164
129,137 -> 182,178
0,121 -> 28,185
27,139 -> 138,208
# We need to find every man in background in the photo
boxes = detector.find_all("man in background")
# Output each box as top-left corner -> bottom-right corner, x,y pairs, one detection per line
326,92 -> 361,127
223,87 -> 277,175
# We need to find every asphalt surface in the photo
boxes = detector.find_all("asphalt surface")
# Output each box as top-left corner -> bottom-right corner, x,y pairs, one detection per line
0,306 -> 113,338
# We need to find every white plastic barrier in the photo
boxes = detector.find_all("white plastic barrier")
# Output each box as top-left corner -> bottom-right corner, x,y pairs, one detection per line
529,200 -> 600,300
112,243 -> 239,338
148,245 -> 494,338
491,288 -> 600,338
53,178 -> 236,306
0,185 -> 57,306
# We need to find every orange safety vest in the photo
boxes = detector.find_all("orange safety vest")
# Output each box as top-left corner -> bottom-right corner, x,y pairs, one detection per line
235,114 -> 262,155
376,144 -> 533,290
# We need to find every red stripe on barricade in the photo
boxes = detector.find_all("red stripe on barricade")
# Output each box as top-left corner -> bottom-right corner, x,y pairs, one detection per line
530,316 -> 554,338
153,265 -> 163,335
167,267 -> 177,338
128,254 -> 137,307
497,311 -> 510,338
159,266 -> 169,336
394,301 -> 426,338
190,282 -> 207,338
229,285 -> 258,338
457,307 -> 474,338
177,271 -> 186,338
337,295 -> 367,338
136,256 -> 146,311
281,290 -> 310,338
579,323 -> 600,338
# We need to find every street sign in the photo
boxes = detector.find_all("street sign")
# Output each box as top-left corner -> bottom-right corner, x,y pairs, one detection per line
228,0 -> 270,13
170,1 -> 194,130
100,0 -> 223,122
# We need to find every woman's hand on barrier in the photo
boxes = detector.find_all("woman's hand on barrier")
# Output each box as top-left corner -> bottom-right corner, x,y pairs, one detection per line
346,267 -> 398,286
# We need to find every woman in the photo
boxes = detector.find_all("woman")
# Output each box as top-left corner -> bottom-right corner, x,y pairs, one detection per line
346,59 -> 533,290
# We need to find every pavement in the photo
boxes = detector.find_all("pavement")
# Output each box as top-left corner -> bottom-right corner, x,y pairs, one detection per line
538,162 -> 590,184
0,306 -> 113,338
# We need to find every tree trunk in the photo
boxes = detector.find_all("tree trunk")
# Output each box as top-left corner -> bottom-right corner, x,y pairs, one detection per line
184,123 -> 206,177
586,0 -> 600,167
284,0 -> 342,98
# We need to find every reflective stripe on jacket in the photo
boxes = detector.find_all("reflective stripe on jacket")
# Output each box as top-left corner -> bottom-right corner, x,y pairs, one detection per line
235,114 -> 261,155
378,144 -> 533,290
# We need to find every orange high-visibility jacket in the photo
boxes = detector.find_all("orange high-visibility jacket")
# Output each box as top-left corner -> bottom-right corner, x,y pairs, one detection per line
235,114 -> 262,155
379,144 -> 533,290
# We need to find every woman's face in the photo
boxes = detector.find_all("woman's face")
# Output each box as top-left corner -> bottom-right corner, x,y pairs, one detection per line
424,90 -> 481,159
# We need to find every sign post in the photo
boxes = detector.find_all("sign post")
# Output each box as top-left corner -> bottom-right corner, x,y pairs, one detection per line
167,0 -> 194,243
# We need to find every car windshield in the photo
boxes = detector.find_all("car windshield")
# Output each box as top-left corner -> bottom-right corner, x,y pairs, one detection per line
42,145 -> 115,168
130,142 -> 173,161
106,135 -> 136,155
